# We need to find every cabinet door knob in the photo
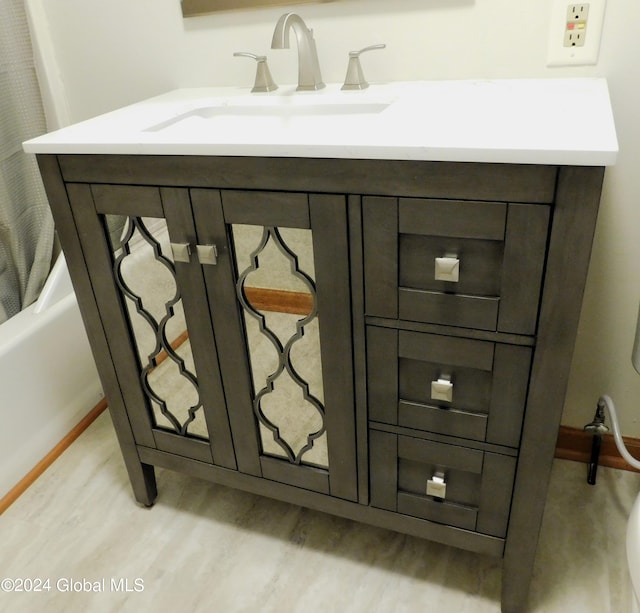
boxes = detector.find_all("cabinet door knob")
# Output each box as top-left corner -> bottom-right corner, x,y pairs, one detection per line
426,471 -> 447,500
196,244 -> 218,266
170,242 -> 192,263
435,255 -> 460,282
431,374 -> 453,403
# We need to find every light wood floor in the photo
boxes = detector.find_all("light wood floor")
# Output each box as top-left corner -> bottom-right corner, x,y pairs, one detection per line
1,411 -> 638,613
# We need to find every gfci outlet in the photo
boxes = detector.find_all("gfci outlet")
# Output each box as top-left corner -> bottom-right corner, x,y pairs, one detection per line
547,0 -> 606,66
564,4 -> 589,47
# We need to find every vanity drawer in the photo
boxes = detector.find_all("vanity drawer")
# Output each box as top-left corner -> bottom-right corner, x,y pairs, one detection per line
367,326 -> 532,448
369,429 -> 516,538
363,196 -> 550,335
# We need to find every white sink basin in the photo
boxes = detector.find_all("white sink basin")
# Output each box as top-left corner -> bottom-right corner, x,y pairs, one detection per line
144,96 -> 393,132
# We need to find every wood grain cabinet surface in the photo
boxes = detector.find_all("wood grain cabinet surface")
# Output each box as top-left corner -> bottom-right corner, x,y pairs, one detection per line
37,154 -> 605,613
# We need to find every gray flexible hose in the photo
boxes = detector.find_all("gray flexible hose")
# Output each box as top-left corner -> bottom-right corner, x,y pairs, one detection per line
598,395 -> 640,471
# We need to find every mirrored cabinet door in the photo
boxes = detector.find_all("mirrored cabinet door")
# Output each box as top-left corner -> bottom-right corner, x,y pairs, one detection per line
191,189 -> 358,501
66,184 -> 237,468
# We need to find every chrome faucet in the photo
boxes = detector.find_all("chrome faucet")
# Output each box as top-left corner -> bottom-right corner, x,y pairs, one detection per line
271,13 -> 325,91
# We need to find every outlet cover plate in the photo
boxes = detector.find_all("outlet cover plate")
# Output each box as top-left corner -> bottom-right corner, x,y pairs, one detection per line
547,1 -> 607,66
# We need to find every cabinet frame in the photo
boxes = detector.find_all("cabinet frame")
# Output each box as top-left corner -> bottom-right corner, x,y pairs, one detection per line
38,154 -> 605,613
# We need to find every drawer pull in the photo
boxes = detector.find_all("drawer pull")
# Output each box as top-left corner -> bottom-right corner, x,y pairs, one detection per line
435,255 -> 460,282
431,374 -> 453,403
426,471 -> 447,500
170,242 -> 192,263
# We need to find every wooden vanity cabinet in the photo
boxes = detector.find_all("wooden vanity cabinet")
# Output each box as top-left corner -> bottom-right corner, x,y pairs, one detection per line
37,154 -> 605,613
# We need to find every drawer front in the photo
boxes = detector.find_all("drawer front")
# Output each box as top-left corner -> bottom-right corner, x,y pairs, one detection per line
367,327 -> 532,448
363,196 -> 550,335
369,430 -> 516,538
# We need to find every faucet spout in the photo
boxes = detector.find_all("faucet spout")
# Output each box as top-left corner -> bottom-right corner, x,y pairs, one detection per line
271,13 -> 325,91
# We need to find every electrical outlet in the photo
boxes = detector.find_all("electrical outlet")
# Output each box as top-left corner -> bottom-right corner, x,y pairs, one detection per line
564,4 -> 589,47
547,0 -> 606,66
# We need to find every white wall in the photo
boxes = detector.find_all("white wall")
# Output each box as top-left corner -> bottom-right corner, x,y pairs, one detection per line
26,0 -> 640,435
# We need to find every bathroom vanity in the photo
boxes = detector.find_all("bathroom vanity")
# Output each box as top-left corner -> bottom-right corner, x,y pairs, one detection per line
25,79 -> 617,612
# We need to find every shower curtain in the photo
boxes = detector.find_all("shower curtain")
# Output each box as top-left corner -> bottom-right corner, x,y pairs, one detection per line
0,0 -> 54,325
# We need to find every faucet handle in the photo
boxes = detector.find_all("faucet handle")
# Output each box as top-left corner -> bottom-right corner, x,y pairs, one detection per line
341,44 -> 386,91
233,52 -> 278,93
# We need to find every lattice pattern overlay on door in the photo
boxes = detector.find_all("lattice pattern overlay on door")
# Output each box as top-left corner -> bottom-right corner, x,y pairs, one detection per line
107,215 -> 208,439
233,224 -> 328,468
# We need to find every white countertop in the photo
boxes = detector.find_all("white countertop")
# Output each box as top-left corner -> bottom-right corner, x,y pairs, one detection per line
23,79 -> 618,166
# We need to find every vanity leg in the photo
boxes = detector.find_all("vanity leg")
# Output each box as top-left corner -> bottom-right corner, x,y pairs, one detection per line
130,463 -> 157,507
501,555 -> 532,613
111,416 -> 157,507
